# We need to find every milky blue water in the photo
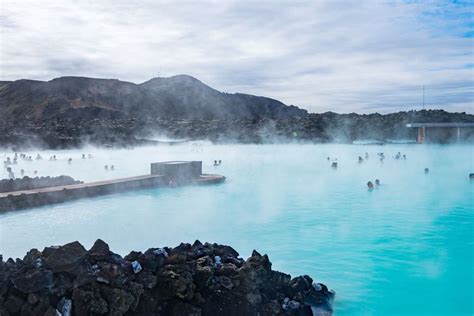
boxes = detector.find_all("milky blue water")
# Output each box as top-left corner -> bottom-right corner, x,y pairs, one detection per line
0,144 -> 473,315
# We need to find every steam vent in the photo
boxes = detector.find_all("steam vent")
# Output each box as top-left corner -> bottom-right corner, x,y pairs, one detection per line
0,161 -> 225,212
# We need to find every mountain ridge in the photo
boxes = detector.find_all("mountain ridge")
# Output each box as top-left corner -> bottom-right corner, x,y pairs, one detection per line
0,75 -> 307,121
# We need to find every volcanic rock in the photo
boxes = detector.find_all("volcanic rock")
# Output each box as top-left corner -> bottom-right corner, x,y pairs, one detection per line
0,239 -> 335,315
43,241 -> 88,275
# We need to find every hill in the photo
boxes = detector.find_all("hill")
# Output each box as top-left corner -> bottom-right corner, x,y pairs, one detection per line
0,75 -> 473,148
0,75 -> 307,121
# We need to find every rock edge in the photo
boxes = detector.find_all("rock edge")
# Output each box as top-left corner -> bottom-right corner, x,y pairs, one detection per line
0,240 -> 334,315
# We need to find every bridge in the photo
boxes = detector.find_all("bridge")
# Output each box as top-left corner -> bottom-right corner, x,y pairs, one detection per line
406,122 -> 474,143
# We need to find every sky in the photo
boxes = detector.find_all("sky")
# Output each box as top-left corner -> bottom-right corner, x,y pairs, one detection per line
0,0 -> 473,114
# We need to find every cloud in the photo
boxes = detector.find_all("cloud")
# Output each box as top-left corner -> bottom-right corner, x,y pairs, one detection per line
0,0 -> 473,113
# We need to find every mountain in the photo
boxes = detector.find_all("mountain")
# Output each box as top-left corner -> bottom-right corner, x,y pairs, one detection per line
0,75 -> 307,121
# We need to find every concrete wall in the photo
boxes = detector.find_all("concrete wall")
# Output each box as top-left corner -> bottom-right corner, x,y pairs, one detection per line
150,161 -> 202,182
0,175 -> 166,212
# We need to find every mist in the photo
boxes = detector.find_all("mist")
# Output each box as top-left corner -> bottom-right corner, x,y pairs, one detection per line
1,139 -> 473,315
1,0 -> 473,314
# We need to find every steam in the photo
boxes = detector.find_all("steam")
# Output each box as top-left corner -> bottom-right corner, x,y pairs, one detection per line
1,142 -> 471,256
1,141 -> 473,315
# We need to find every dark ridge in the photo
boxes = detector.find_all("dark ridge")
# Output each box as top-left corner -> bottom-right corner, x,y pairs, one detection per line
0,75 -> 307,121
0,109 -> 473,149
0,81 -> 13,87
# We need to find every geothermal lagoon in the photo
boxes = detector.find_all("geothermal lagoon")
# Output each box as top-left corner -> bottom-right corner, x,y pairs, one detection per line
0,143 -> 473,315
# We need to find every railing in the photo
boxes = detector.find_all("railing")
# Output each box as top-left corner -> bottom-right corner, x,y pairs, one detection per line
406,123 -> 474,128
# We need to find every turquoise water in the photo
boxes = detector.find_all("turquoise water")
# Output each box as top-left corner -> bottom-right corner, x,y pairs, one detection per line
0,144 -> 473,315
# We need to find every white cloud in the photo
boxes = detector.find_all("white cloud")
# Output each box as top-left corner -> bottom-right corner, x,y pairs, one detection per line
0,0 -> 473,113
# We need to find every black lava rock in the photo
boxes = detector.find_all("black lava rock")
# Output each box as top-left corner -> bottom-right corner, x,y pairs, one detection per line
0,240 -> 335,315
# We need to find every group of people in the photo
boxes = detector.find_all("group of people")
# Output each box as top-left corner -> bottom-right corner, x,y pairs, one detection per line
2,152 -> 99,180
213,160 -> 222,166
367,179 -> 381,190
394,152 -> 407,160
3,153 -> 38,179
104,165 -> 115,171
328,151 -> 408,167
3,153 -> 38,166
358,152 -> 370,163
327,157 -> 338,168
4,167 -> 37,180
68,154 -> 94,164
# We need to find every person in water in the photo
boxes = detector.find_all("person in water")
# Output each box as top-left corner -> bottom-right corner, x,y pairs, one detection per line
358,156 -> 364,163
331,162 -> 338,168
367,181 -> 374,190
424,168 -> 429,174
218,160 -> 222,165
110,165 -> 115,171
365,152 -> 369,159
20,169 -> 25,176
7,167 -> 14,179
104,165 -> 109,170
68,158 -> 72,164
470,173 -> 474,180
214,160 -> 218,166
168,178 -> 177,188
375,179 -> 380,186
82,154 -> 86,159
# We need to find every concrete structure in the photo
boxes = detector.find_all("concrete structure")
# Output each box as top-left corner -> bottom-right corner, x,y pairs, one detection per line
0,161 -> 225,212
151,161 -> 202,183
406,123 -> 474,143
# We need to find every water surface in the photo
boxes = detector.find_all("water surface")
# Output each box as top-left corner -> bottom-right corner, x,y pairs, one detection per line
1,144 -> 473,315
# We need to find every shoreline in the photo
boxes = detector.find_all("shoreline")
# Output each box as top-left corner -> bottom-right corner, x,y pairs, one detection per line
1,110 -> 473,150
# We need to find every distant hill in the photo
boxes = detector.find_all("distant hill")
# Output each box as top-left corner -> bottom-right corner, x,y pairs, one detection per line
0,75 -> 307,121
1,75 -> 473,148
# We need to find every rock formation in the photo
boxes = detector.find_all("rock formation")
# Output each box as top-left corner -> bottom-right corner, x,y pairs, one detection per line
0,240 -> 334,315
1,110 -> 472,149
0,176 -> 82,194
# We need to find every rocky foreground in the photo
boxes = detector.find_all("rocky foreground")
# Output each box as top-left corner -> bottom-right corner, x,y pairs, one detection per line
0,240 -> 335,315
